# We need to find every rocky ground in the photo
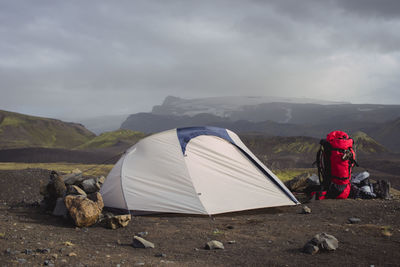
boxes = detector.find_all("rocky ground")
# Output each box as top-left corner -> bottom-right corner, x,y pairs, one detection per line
0,169 -> 399,266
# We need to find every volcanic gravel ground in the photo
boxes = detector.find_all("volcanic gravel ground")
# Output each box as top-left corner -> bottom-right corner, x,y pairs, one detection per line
0,169 -> 399,266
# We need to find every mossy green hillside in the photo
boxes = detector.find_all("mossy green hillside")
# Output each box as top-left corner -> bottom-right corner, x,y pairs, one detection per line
0,110 -> 95,149
351,131 -> 387,154
77,129 -> 146,149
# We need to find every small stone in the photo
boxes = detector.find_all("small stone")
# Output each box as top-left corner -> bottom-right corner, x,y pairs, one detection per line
228,240 -> 236,244
17,258 -> 27,264
97,176 -> 106,185
134,262 -> 145,266
24,248 -> 33,255
132,236 -> 155,248
81,178 -> 100,193
67,185 -> 87,197
137,231 -> 148,237
348,217 -> 361,224
37,248 -> 51,254
61,259 -> 67,263
302,205 -> 311,214
51,254 -> 58,259
44,259 -> 54,266
311,233 -> 339,251
68,252 -> 77,257
303,242 -> 319,255
226,225 -> 234,229
63,241 -> 74,246
155,253 -> 166,257
205,240 -> 224,250
105,214 -> 131,229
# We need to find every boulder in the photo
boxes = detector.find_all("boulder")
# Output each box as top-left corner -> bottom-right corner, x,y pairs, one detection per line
81,178 -> 101,193
42,171 -> 67,211
64,193 -> 104,227
105,214 -> 132,229
63,169 -> 84,185
132,236 -> 155,248
66,185 -> 87,197
52,198 -> 68,217
47,171 -> 67,198
205,240 -> 224,250
285,173 -> 316,192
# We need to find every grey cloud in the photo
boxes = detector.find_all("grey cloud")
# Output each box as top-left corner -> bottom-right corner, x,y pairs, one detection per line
0,0 -> 399,120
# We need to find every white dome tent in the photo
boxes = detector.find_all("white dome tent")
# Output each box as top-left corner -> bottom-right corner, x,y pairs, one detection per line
100,126 -> 299,215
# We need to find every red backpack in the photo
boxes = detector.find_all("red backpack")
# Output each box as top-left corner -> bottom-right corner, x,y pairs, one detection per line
315,131 -> 358,199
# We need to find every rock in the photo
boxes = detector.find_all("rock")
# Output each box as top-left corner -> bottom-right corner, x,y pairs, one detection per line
63,241 -> 74,247
67,185 -> 87,197
132,236 -> 155,248
44,259 -> 54,266
303,243 -> 319,255
228,240 -> 236,244
24,249 -> 33,255
155,253 -> 166,257
52,198 -> 68,217
63,169 -> 84,185
43,171 -> 67,211
36,248 -> 51,253
134,263 -> 145,266
81,178 -> 101,193
302,205 -> 312,214
137,231 -> 148,237
105,214 -> 132,229
311,233 -> 339,251
348,217 -> 361,224
64,193 -> 104,227
285,173 -> 316,192
205,240 -> 224,250
226,225 -> 234,229
97,176 -> 106,185
68,252 -> 77,257
17,258 -> 27,264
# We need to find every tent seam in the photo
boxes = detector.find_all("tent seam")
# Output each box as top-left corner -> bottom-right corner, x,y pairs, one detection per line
178,134 -> 210,215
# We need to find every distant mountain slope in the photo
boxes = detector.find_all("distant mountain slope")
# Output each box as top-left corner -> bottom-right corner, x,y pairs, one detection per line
151,96 -> 400,124
77,129 -> 146,149
365,118 -> 400,153
0,110 -> 95,149
352,131 -> 388,154
76,114 -> 129,135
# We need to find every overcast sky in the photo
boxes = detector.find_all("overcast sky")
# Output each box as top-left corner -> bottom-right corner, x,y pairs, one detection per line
1,0 -> 400,119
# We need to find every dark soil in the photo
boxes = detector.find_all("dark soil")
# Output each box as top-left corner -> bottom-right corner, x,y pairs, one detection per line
0,169 -> 399,266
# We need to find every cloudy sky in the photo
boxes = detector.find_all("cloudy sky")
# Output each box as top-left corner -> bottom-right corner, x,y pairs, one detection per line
1,0 -> 400,119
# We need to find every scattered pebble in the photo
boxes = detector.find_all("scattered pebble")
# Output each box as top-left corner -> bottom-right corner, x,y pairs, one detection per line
17,258 -> 27,264
205,240 -> 224,250
132,236 -> 155,248
68,252 -> 77,257
348,217 -> 361,224
137,231 -> 148,237
228,240 -> 236,244
302,205 -> 312,214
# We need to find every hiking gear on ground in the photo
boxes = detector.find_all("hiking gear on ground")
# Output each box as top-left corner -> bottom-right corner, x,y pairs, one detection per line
314,131 -> 357,199
373,180 -> 391,199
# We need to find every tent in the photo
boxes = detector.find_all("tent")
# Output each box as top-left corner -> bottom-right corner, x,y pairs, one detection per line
100,126 -> 299,215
